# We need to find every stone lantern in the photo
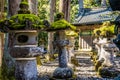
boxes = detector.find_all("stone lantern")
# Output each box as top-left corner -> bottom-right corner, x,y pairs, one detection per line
0,0 -> 48,80
46,13 -> 76,79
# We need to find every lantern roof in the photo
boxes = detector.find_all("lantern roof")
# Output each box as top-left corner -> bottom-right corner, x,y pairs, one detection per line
0,0 -> 48,32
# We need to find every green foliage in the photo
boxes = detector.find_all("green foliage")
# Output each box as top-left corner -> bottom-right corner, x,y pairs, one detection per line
38,0 -> 50,20
70,0 -> 79,22
51,19 -> 76,30
38,31 -> 48,47
84,0 -> 101,8
93,21 -> 115,38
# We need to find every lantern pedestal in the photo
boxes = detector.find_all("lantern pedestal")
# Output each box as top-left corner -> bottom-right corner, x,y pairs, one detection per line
9,30 -> 42,79
14,58 -> 37,80
53,40 -> 73,79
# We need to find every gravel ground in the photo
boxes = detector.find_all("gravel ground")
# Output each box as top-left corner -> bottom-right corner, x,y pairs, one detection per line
37,51 -> 120,80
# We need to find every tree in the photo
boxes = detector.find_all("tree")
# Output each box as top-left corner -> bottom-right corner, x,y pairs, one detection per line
47,0 -> 56,55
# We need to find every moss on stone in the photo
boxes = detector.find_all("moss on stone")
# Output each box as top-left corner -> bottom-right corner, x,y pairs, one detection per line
9,14 -> 44,29
65,30 -> 78,37
36,56 -> 42,66
20,1 -> 29,7
93,21 -> 115,37
55,12 -> 64,21
0,0 -> 48,31
51,19 -> 76,30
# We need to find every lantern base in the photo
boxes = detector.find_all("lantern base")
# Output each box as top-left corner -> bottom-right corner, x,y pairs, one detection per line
53,67 -> 73,79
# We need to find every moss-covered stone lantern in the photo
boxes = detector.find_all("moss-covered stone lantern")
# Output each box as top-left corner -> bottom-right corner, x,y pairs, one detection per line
0,0 -> 48,80
46,13 -> 76,79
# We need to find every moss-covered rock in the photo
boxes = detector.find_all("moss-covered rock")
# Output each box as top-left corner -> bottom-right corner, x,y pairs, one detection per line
0,0 -> 49,32
93,21 -> 115,38
46,12 -> 76,31
98,67 -> 120,78
19,1 -> 29,9
50,19 -> 76,30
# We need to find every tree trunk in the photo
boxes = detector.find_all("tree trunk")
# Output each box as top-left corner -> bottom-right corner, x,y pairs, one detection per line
48,0 -> 56,54
0,0 -> 5,67
8,0 -> 21,17
28,0 -> 38,15
0,0 -> 5,19
59,0 -> 70,21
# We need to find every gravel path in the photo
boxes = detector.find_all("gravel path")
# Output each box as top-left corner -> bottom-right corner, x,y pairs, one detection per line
37,51 -> 120,80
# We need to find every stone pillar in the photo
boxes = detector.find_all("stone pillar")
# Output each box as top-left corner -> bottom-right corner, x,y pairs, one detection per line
53,40 -> 73,79
15,58 -> 37,80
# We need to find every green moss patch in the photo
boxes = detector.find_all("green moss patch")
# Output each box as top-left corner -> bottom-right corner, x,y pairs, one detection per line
0,14 -> 46,31
93,21 -> 115,37
50,19 -> 76,30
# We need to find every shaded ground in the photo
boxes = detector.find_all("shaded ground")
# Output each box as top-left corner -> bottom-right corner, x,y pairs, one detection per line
37,51 -> 120,80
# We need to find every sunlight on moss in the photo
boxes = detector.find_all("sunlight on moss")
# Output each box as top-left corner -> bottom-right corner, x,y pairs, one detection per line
93,21 -> 115,37
65,30 -> 78,37
51,19 -> 76,30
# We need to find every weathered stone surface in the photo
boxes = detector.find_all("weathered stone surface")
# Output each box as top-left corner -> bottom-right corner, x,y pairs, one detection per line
15,58 -> 38,80
54,40 -> 69,47
93,38 -> 119,67
98,67 -> 120,78
10,47 -> 45,58
53,67 -> 73,79
114,75 -> 120,80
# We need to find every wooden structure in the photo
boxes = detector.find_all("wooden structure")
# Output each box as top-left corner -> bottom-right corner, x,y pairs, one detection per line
73,8 -> 119,51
